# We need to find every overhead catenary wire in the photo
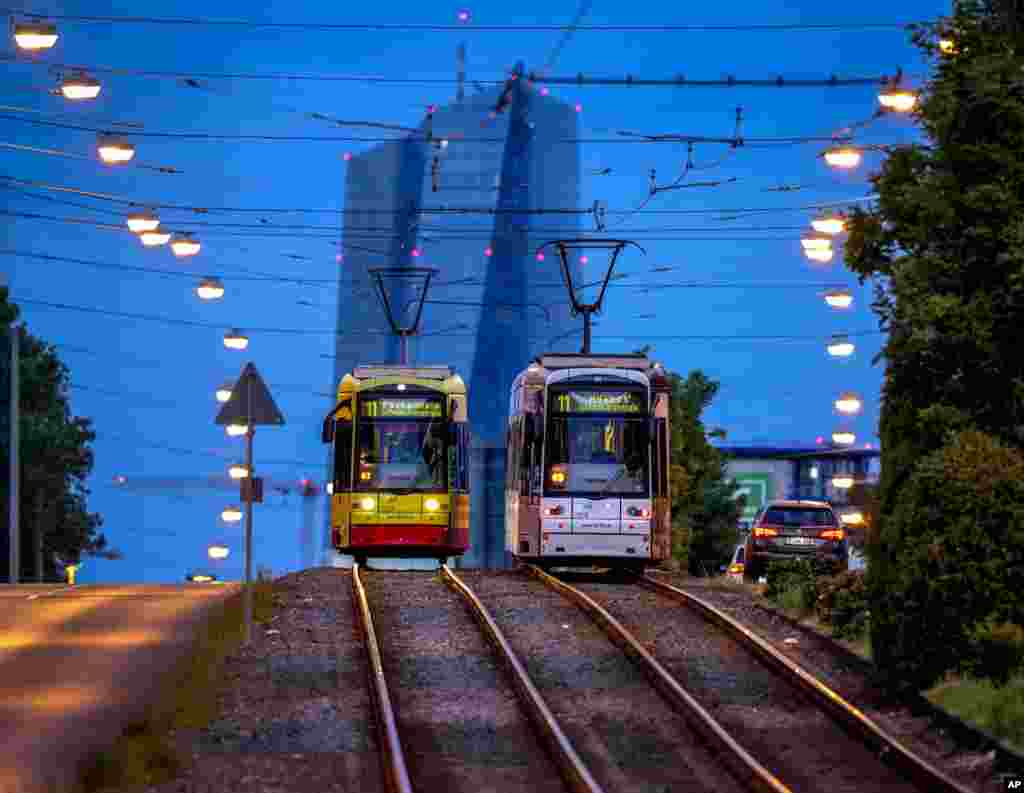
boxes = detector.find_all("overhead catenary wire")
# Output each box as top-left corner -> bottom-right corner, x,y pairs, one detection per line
6,10 -> 921,33
15,294 -> 880,343
0,140 -> 183,174
0,114 -> 909,145
0,176 -> 878,217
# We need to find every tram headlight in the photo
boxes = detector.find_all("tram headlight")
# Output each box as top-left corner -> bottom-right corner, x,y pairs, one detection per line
424,497 -> 440,512
359,497 -> 376,511
550,468 -> 566,486
360,471 -> 372,481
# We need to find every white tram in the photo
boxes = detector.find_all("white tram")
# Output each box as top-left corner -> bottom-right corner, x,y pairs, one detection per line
504,352 -> 672,572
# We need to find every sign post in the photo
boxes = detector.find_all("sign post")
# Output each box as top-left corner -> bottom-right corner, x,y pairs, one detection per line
215,362 -> 284,644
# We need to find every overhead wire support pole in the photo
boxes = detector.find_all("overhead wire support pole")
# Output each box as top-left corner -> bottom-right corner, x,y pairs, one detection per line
244,374 -> 254,645
537,239 -> 645,354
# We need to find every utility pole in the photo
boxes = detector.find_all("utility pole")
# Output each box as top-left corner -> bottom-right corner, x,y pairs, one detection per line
9,324 -> 18,583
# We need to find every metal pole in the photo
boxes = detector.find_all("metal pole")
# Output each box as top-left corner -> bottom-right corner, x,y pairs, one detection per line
8,325 -> 18,584
244,425 -> 254,644
400,333 -> 409,366
582,311 -> 592,354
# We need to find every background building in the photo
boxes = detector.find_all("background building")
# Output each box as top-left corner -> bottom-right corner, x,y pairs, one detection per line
329,66 -> 583,569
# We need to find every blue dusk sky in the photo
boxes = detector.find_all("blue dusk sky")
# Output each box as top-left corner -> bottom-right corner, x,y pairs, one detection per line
0,0 -> 944,582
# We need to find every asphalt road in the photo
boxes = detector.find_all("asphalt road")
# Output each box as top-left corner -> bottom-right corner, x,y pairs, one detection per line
0,582 -> 241,793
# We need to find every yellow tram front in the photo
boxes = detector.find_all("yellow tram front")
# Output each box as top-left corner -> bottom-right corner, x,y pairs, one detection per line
322,365 -> 470,562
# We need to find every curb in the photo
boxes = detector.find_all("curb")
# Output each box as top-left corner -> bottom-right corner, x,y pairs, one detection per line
750,599 -> 1024,776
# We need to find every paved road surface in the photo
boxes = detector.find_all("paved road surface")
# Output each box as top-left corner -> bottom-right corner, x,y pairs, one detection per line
0,582 -> 241,793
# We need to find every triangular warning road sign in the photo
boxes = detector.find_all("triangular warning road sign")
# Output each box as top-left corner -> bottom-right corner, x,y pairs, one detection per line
215,362 -> 286,427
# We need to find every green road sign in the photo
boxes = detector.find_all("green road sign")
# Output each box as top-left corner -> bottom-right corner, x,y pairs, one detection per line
732,473 -> 773,518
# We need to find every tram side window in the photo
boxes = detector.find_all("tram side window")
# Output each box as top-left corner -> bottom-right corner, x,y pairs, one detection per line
454,424 -> 470,491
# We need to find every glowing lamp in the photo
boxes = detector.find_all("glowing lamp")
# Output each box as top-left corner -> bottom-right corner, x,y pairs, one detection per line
812,214 -> 846,235
97,135 -> 135,164
827,335 -> 855,357
216,382 -> 233,403
540,87 -> 549,96
801,233 -> 832,252
196,276 -> 224,301
831,474 -> 855,489
343,152 -> 352,161
835,392 -> 862,415
456,8 -> 471,22
823,146 -> 862,169
411,247 -> 421,258
326,482 -> 334,495
188,573 -> 215,583
171,234 -> 201,257
140,231 -> 171,247
424,497 -> 440,512
841,511 -> 865,525
221,505 -> 242,522
13,21 -> 58,50
805,248 -> 834,264
228,463 -> 249,479
832,430 -> 856,445
536,252 -> 545,261
824,289 -> 853,309
939,38 -> 956,54
580,255 -> 589,264
223,329 -> 249,350
878,87 -> 917,112
126,210 -> 159,233
226,423 -> 249,437
484,247 -> 493,257
360,496 -> 376,511
60,72 -> 101,100
575,103 -> 582,113
208,544 -> 230,560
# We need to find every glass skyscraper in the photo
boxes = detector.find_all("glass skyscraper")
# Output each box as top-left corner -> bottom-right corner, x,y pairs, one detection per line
329,70 -> 583,568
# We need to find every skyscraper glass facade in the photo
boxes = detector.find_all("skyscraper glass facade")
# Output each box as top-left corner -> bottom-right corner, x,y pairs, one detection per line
328,76 -> 582,569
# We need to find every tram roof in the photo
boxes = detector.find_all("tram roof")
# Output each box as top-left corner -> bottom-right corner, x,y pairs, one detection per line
353,365 -> 454,380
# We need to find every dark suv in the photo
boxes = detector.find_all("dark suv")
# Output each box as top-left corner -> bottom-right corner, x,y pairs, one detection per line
743,500 -> 847,581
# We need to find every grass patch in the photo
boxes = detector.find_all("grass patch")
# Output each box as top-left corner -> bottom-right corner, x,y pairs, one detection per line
926,674 -> 1024,753
78,581 -> 280,792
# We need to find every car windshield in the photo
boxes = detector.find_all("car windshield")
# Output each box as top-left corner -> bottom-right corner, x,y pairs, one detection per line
761,507 -> 836,526
356,397 -> 445,491
545,414 -> 649,495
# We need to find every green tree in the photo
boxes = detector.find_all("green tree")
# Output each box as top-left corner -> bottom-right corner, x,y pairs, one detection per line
666,371 -> 744,575
0,288 -> 107,581
843,1 -> 1024,690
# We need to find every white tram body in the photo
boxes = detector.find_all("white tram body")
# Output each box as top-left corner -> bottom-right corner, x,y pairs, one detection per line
505,353 -> 672,570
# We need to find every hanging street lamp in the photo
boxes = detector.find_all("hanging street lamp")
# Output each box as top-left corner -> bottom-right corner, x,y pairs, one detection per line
226,423 -> 249,437
221,505 -> 242,522
835,392 -> 863,415
196,276 -> 225,301
823,146 -> 862,169
139,230 -> 171,247
827,334 -> 855,357
223,328 -> 249,350
59,71 -> 101,100
126,210 -> 160,233
811,212 -> 847,236
832,429 -> 856,445
97,134 -> 135,164
171,234 -> 201,257
13,20 -> 58,50
216,382 -> 234,403
824,289 -> 853,309
229,462 -> 250,479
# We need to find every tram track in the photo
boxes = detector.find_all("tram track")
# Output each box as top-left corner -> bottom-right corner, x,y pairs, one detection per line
355,564 -> 571,793
526,565 -> 975,793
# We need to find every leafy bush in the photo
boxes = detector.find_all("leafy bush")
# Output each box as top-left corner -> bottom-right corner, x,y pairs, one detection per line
871,430 -> 1024,693
765,559 -> 834,612
816,571 -> 869,639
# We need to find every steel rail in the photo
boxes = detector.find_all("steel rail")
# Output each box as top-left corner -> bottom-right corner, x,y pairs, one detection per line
351,562 -> 415,793
440,564 -> 605,793
640,576 -> 974,793
525,565 -> 792,793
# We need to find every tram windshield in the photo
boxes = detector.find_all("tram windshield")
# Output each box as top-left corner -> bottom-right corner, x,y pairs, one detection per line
545,389 -> 650,496
355,396 -> 446,491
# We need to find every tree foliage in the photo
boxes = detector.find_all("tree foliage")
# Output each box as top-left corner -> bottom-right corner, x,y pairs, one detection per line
665,370 -> 744,575
843,1 -> 1024,690
0,288 -> 106,580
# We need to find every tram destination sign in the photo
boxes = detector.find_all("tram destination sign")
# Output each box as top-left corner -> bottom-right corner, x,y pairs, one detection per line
361,398 -> 443,418
556,391 -> 644,414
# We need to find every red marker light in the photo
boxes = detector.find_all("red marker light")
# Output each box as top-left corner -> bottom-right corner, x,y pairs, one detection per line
456,8 -> 471,22
343,152 -> 352,162
485,247 -> 493,257
336,253 -> 343,263
540,87 -> 550,96
816,436 -> 824,444
575,103 -> 582,113
536,252 -> 545,261
580,255 -> 588,264
411,247 -> 421,258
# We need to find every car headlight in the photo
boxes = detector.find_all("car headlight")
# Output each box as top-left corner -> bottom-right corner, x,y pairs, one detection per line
360,497 -> 376,511
424,497 -> 440,512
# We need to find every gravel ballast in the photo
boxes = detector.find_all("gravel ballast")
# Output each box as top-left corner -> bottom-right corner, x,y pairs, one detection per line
463,570 -> 748,793
658,576 -> 1008,793
362,569 -> 566,793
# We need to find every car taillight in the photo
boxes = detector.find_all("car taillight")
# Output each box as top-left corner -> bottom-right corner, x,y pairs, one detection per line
819,528 -> 844,541
753,525 -> 778,538
544,505 -> 563,516
728,563 -> 744,574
